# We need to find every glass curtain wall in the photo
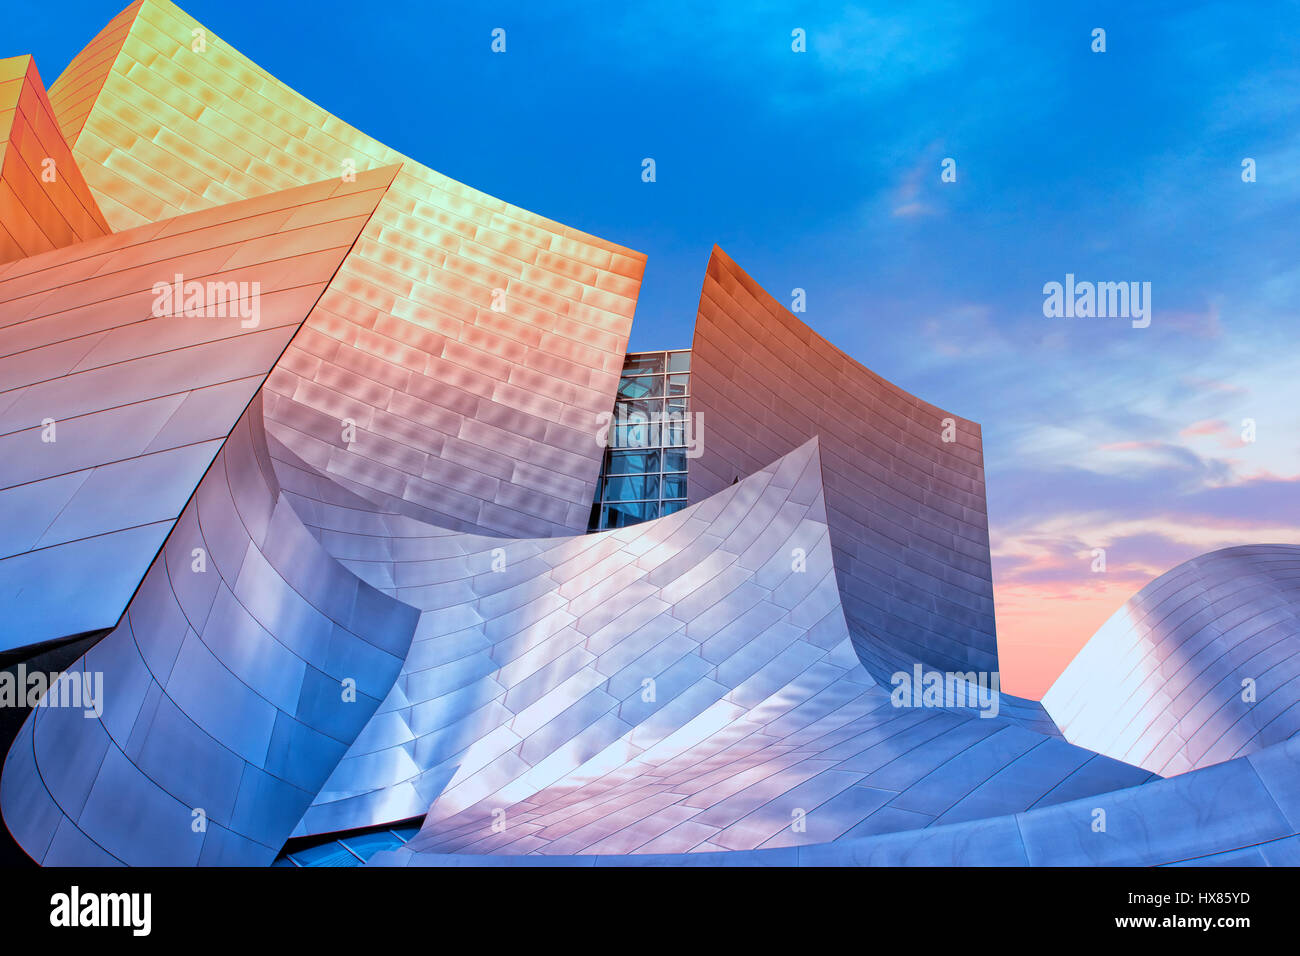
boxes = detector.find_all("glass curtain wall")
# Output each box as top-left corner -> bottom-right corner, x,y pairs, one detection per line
589,350 -> 691,530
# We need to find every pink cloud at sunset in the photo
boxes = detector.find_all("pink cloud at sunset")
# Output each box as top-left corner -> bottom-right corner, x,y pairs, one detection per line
991,483 -> 1300,698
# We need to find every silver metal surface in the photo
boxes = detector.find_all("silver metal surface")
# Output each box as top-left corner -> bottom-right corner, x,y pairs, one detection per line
0,397 -> 419,864
280,438 -> 1150,852
1044,544 -> 1300,775
2,0 -> 1295,870
0,166 -> 397,650
687,246 -> 1002,688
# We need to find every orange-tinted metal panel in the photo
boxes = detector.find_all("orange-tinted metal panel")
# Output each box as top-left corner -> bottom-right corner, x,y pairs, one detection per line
49,0 -> 645,537
0,55 -> 111,265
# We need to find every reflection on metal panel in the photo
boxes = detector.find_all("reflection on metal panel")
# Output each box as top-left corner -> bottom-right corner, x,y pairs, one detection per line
0,55 -> 110,265
282,437 -> 1149,852
1044,544 -> 1300,775
0,398 -> 418,865
370,734 -> 1300,867
688,247 -> 1001,688
0,166 -> 396,650
0,0 -> 1293,871
49,0 -> 645,538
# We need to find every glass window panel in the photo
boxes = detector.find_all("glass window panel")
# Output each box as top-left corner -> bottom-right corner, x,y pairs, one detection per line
661,500 -> 686,516
667,351 -> 691,372
602,501 -> 659,528
611,422 -> 663,450
662,475 -> 687,499
665,396 -> 688,416
663,449 -> 688,472
622,353 -> 665,376
615,397 -> 663,420
608,450 -> 660,475
617,375 -> 664,400
340,832 -> 405,860
289,842 -> 363,867
603,474 -> 659,502
659,406 -> 687,445
667,373 -> 689,397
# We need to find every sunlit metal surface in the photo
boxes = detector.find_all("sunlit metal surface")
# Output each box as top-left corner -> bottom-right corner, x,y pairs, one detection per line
281,437 -> 1150,850
0,0 -> 1294,869
0,55 -> 109,265
0,398 -> 418,864
688,247 -> 1001,689
370,733 -> 1300,866
0,165 -> 397,650
47,0 -> 644,539
1044,544 -> 1300,775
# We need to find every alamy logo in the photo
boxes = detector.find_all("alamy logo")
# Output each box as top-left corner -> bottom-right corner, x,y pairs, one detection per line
595,407 -> 705,458
50,886 -> 151,936
0,666 -> 102,718
152,273 -> 260,327
890,665 -> 1001,718
1042,274 -> 1151,328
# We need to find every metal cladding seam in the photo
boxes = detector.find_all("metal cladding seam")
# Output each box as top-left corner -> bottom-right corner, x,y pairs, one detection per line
1044,544 -> 1300,776
688,246 -> 1002,692
268,436 -> 1150,853
46,0 -> 645,539
0,164 -> 399,651
0,55 -> 111,265
44,0 -> 146,152
0,396 -> 419,865
0,0 -> 1293,870
369,730 -> 1300,867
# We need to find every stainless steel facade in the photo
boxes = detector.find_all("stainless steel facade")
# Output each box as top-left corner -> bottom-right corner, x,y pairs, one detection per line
588,349 -> 693,530
1044,544 -> 1300,776
0,0 -> 1295,869
0,55 -> 110,265
1,399 -> 418,864
371,734 -> 1300,866
688,246 -> 1000,688
46,0 -> 645,540
266,437 -> 1149,849
0,164 -> 398,651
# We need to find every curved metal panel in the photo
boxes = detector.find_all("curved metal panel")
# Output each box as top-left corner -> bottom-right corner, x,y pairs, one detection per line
44,0 -> 144,153
0,55 -> 110,266
1044,544 -> 1300,775
2,0 -> 1293,872
0,397 -> 419,864
0,165 -> 396,650
281,437 -> 1148,853
371,733 -> 1300,867
687,246 -> 1000,688
50,0 -> 645,538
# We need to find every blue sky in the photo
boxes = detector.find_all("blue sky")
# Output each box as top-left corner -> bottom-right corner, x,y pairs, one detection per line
11,0 -> 1300,692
